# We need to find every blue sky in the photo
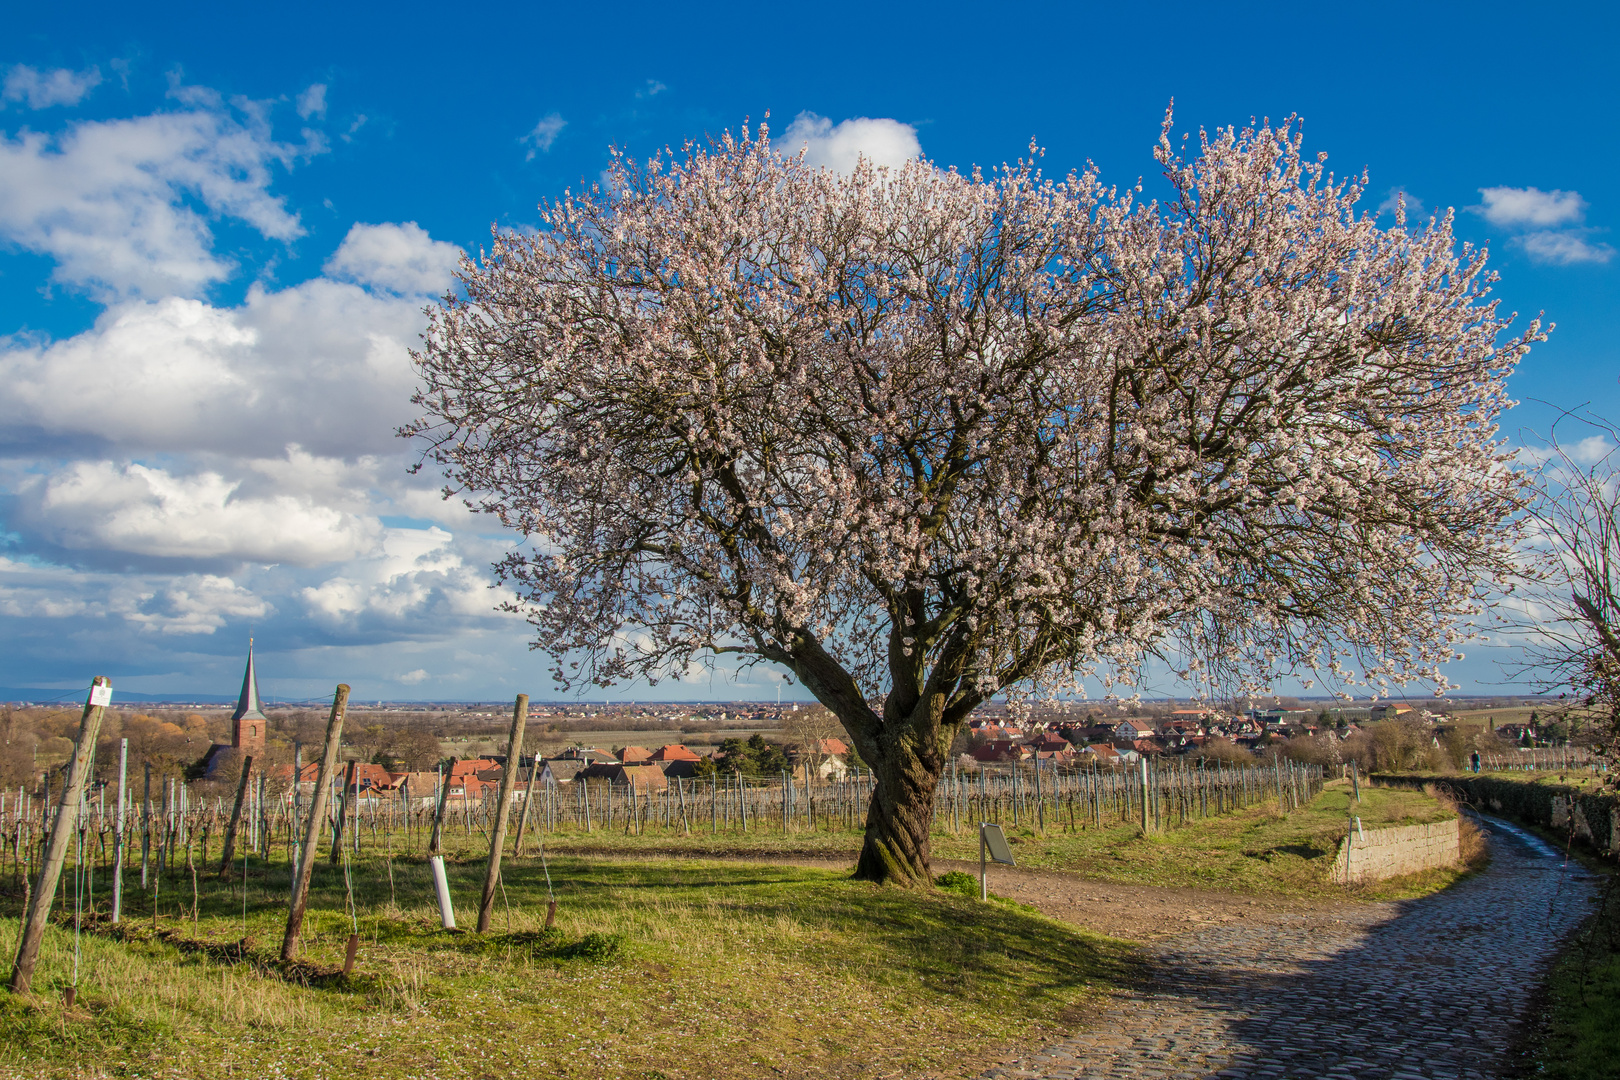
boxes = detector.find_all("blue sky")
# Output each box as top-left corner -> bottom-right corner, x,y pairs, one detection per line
1,0 -> 1615,704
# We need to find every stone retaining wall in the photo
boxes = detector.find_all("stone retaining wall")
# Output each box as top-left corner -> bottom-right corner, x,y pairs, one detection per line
1330,818 -> 1460,884
1374,773 -> 1620,860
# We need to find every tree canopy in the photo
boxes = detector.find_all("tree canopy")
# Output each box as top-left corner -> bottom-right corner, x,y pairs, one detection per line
409,113 -> 1537,881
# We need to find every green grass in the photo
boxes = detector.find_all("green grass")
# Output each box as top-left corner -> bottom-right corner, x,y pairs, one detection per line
0,780 -> 1473,1076
1523,888 -> 1620,1080
0,852 -> 1131,1079
1541,952 -> 1620,1078
927,782 -> 1465,898
478,782 -> 1463,899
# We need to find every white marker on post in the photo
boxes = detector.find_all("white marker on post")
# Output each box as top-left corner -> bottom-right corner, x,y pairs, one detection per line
429,855 -> 457,929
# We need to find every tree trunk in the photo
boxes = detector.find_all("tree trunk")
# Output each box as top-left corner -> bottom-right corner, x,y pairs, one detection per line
849,716 -> 946,886
789,634 -> 955,887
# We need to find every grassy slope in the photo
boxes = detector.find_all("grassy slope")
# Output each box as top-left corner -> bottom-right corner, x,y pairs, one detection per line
927,782 -> 1463,898
0,855 -> 1130,1080
1524,888 -> 1620,1080
0,783 -> 1470,1077
542,783 -> 1464,899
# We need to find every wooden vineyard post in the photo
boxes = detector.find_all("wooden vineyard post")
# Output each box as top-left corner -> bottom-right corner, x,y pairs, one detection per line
281,684 -> 349,962
10,676 -> 111,995
288,743 -> 301,899
511,736 -> 541,856
429,760 -> 455,854
218,755 -> 255,878
477,695 -> 528,934
330,761 -> 356,865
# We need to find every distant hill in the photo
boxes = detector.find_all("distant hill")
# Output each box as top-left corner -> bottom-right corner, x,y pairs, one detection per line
0,688 -> 238,706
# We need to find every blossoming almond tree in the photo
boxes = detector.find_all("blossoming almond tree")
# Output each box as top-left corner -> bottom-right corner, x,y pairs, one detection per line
408,115 -> 1538,885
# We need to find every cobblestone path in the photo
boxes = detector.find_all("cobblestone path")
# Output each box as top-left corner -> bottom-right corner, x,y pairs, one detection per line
984,816 -> 1599,1080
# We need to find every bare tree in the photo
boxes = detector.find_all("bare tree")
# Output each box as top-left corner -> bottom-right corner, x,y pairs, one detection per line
780,706 -> 846,776
409,115 -> 1536,884
1516,412 -> 1620,760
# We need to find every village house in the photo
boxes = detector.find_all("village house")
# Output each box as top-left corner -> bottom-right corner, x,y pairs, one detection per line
542,759 -> 587,784
583,762 -> 669,793
649,744 -> 701,762
1112,718 -> 1156,741
786,738 -> 851,780
970,739 -> 1029,764
1024,732 -> 1071,754
553,747 -> 619,764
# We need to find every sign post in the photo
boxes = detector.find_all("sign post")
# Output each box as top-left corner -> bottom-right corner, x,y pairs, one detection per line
978,821 -> 1015,901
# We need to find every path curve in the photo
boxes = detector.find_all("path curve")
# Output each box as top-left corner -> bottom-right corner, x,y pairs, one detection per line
983,815 -> 1598,1080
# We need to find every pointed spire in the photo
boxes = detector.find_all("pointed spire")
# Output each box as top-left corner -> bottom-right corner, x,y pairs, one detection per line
232,639 -> 269,722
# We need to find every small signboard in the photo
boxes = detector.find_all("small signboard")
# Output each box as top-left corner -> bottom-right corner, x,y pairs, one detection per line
981,822 -> 1016,866
88,682 -> 112,708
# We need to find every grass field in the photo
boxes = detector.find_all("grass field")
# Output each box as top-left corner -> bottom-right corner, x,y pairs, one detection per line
539,783 -> 1469,900
925,781 -> 1470,899
0,852 -> 1131,1080
0,782 -> 1471,1078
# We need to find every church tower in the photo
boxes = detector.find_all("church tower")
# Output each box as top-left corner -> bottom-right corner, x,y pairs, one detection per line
231,639 -> 269,755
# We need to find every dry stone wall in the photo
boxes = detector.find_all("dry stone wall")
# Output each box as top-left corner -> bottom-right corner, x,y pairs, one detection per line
1330,818 -> 1459,884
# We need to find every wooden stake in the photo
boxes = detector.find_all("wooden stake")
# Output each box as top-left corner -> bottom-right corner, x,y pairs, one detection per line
429,759 -> 456,855
331,761 -> 356,865
281,685 -> 349,963
511,735 -> 540,857
218,755 -> 254,879
343,932 -> 359,976
10,676 -> 110,995
477,695 -> 528,934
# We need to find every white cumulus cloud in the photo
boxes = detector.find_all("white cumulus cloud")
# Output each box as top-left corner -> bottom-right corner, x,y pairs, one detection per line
1477,186 -> 1587,228
1518,230 -> 1614,265
125,574 -> 273,635
399,668 -> 429,685
2,65 -> 102,109
323,221 -> 463,295
0,279 -> 429,461
779,112 -> 921,173
296,83 -> 327,120
1472,186 -> 1610,266
21,461 -> 380,565
522,113 -> 566,159
0,90 -> 313,299
302,526 -> 506,627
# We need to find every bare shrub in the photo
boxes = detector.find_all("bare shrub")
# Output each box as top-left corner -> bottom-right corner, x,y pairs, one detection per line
1198,737 -> 1257,764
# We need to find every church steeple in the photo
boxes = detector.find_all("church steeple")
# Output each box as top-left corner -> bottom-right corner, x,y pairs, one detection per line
231,639 -> 268,753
